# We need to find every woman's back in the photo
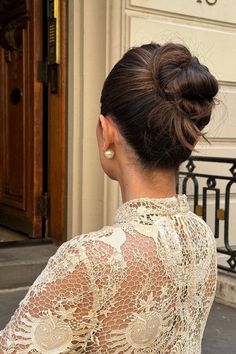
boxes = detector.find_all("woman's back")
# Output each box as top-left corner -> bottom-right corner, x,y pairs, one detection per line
0,195 -> 216,353
83,195 -> 217,353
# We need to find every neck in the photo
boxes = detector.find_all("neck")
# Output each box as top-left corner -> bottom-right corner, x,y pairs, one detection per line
118,165 -> 177,203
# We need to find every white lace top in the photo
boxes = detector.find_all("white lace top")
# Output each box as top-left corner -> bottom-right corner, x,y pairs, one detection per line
0,195 -> 217,354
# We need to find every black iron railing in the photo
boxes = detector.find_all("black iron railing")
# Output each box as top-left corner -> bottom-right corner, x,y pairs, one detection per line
178,156 -> 236,274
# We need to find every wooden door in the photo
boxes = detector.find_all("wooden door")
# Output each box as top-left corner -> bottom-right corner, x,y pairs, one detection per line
0,0 -> 44,238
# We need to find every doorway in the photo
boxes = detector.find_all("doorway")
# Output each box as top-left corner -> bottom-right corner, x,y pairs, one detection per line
0,0 -> 67,244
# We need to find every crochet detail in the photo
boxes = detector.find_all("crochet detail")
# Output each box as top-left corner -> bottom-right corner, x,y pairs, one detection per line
0,195 -> 217,353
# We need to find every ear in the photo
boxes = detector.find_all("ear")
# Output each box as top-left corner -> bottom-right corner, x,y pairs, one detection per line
99,114 -> 114,151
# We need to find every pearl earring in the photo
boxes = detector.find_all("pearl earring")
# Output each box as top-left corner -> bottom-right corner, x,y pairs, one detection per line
104,149 -> 115,159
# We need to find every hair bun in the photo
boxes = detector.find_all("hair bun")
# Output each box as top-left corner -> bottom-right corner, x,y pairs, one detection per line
101,42 -> 219,170
150,43 -> 218,149
153,44 -> 218,103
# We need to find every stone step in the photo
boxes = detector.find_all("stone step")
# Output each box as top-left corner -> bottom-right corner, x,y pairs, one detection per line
0,244 -> 58,289
215,269 -> 236,308
0,287 -> 29,330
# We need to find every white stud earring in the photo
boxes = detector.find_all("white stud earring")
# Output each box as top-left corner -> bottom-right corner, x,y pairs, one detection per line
104,149 -> 115,159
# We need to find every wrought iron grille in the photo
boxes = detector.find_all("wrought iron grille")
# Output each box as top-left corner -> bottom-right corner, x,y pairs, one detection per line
178,156 -> 236,274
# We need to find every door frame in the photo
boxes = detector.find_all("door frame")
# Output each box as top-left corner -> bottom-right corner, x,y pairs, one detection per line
47,0 -> 67,244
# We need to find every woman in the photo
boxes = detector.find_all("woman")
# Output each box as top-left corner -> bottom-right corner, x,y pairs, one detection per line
0,43 -> 218,353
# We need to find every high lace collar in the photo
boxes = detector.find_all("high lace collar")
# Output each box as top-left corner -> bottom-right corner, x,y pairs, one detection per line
115,194 -> 189,224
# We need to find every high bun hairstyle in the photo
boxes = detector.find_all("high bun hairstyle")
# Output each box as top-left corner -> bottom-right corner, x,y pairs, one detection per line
100,43 -> 218,170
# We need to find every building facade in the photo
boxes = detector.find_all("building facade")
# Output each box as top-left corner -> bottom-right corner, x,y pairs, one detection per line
67,0 -> 236,269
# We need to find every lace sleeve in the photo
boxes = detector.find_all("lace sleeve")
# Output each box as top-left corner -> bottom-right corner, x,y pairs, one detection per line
0,232 -> 109,354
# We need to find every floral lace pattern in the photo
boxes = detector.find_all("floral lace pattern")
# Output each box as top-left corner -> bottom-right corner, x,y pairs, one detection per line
0,195 -> 217,353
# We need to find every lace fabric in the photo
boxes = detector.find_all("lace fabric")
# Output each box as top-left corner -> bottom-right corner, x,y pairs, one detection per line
0,195 -> 217,353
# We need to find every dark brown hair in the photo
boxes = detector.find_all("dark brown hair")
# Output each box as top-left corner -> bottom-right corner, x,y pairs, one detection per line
100,43 -> 218,170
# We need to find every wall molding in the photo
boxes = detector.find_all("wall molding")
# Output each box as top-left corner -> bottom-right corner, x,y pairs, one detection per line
126,0 -> 236,29
67,0 -> 83,238
207,137 -> 236,143
67,0 -> 108,237
219,80 -> 236,88
103,0 -> 126,226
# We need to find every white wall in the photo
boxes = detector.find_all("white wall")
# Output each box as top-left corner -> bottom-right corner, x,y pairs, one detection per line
124,0 -> 236,265
67,0 -> 236,252
67,0 -> 107,237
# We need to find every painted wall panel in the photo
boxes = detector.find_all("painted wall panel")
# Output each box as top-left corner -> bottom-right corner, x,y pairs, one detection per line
130,0 -> 236,24
128,15 -> 236,82
126,4 -> 236,249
